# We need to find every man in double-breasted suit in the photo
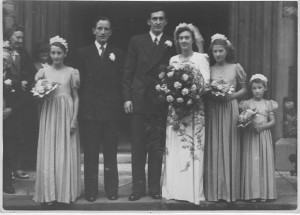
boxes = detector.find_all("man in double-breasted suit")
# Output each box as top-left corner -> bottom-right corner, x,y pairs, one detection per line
76,16 -> 124,202
123,7 -> 174,201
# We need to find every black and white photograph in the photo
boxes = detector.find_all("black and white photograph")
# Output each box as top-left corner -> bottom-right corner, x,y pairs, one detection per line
1,0 -> 298,212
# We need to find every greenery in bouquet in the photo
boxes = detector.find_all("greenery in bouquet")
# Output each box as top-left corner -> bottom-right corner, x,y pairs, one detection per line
31,79 -> 60,98
237,108 -> 257,128
156,61 -> 206,130
207,79 -> 235,101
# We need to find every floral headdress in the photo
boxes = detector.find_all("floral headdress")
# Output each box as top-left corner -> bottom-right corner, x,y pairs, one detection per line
211,33 -> 231,46
174,22 -> 204,53
49,35 -> 68,53
250,74 -> 268,84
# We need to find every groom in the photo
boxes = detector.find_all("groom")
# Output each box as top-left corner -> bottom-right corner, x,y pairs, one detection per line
123,6 -> 174,201
76,16 -> 124,202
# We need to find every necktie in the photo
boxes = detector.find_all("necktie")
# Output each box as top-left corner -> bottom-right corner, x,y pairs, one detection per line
99,45 -> 105,59
154,37 -> 159,45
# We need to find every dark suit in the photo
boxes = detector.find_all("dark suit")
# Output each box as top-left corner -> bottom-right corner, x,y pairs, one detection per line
3,68 -> 25,187
76,43 -> 124,197
9,48 -> 38,170
123,33 -> 174,194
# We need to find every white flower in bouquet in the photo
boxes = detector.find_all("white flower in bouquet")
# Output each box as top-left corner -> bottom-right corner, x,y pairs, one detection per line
163,88 -> 170,93
176,98 -> 184,103
156,85 -> 162,91
4,79 -> 12,85
191,84 -> 197,92
182,74 -> 189,81
187,99 -> 193,105
167,71 -> 174,77
174,82 -> 182,89
166,95 -> 174,102
159,72 -> 165,79
182,88 -> 189,95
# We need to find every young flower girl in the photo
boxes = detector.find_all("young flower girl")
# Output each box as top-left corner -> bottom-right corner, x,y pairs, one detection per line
240,74 -> 278,202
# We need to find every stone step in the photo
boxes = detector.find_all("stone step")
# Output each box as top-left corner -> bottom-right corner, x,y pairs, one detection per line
80,153 -> 132,164
3,169 -> 297,211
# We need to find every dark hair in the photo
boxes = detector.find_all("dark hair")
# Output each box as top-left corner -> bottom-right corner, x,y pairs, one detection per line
147,6 -> 167,19
208,38 -> 235,65
50,42 -> 67,53
94,16 -> 112,29
175,27 -> 198,52
33,40 -> 50,61
4,25 -> 24,40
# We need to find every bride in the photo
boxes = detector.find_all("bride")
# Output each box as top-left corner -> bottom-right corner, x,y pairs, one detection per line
161,23 -> 210,204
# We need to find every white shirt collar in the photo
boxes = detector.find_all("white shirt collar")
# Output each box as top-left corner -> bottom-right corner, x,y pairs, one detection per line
95,41 -> 107,50
149,31 -> 163,43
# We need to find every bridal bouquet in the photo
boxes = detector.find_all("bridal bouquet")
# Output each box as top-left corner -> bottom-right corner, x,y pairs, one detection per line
156,61 -> 206,129
237,108 -> 257,127
31,79 -> 60,98
207,79 -> 235,101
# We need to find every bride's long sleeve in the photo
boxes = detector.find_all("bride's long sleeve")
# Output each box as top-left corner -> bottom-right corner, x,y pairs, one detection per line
200,54 -> 210,84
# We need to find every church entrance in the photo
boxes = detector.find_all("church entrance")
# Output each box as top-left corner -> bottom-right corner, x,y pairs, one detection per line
68,1 -> 230,152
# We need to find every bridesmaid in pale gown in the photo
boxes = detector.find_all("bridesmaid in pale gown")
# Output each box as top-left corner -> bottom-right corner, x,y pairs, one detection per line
162,23 -> 210,205
33,36 -> 81,206
204,34 -> 247,202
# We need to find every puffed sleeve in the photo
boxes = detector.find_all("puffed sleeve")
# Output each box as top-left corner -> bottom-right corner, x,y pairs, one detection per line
239,100 -> 250,111
267,100 -> 278,115
200,53 -> 210,84
70,69 -> 80,90
34,68 -> 45,81
236,63 -> 247,84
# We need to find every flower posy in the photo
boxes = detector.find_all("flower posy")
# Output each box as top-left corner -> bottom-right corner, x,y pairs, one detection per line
31,79 -> 60,98
109,53 -> 116,61
4,79 -> 12,86
238,108 -> 257,127
49,35 -> 68,52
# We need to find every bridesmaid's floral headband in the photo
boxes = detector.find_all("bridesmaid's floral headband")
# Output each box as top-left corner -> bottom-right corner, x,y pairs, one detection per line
250,74 -> 268,84
50,35 -> 68,53
211,33 -> 231,46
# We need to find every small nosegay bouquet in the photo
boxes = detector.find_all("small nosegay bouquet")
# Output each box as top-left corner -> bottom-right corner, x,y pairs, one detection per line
31,79 -> 60,98
237,108 -> 257,127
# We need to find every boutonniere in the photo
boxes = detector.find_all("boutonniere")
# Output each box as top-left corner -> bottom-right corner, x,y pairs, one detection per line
4,79 -> 15,92
109,53 -> 116,61
164,40 -> 173,48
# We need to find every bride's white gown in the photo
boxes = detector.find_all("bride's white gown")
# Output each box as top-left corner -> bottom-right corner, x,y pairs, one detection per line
162,52 -> 210,205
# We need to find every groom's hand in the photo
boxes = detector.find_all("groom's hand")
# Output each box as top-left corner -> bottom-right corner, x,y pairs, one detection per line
124,101 -> 133,114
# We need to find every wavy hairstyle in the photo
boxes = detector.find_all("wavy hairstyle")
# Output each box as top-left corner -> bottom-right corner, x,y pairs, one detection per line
208,38 -> 235,65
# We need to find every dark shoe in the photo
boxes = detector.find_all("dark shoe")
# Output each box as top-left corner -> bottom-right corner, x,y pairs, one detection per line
150,193 -> 161,199
14,170 -> 29,179
85,195 -> 97,202
107,195 -> 118,200
128,192 -> 145,201
3,185 -> 15,194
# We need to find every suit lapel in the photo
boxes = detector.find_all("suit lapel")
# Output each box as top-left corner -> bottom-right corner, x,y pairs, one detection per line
87,44 -> 102,74
140,33 -> 155,60
146,34 -> 169,73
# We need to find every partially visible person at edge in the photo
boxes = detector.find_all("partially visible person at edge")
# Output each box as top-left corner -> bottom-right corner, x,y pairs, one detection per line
3,45 -> 25,194
4,25 -> 38,180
